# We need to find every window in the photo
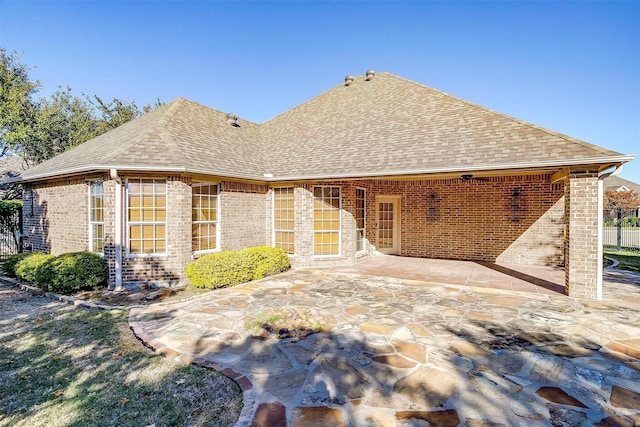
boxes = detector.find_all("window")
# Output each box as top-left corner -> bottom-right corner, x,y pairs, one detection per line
273,187 -> 295,254
89,181 -> 104,253
127,179 -> 166,255
355,188 -> 366,252
192,183 -> 218,252
313,186 -> 341,256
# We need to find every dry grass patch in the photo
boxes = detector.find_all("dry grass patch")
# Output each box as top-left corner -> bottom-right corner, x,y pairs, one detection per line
0,287 -> 241,427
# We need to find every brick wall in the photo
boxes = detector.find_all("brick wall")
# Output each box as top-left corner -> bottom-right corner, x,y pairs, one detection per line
23,178 -> 90,254
26,173 -> 568,287
119,176 -> 193,286
219,181 -> 269,251
564,171 -> 600,299
287,174 -> 564,268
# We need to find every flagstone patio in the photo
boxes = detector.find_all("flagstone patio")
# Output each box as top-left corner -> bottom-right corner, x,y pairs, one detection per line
129,259 -> 640,426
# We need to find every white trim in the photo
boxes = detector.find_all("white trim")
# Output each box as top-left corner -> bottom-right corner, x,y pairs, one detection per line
87,181 -> 104,254
355,187 -> 366,253
596,179 -> 604,301
111,170 -> 123,290
15,155 -> 637,183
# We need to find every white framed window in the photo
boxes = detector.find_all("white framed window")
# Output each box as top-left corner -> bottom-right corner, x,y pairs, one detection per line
127,179 -> 167,256
355,188 -> 366,252
88,181 -> 104,253
192,183 -> 219,253
273,187 -> 295,254
313,186 -> 341,257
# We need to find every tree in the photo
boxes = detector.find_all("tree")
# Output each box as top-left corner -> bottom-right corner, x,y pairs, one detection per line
604,188 -> 640,210
0,48 -> 40,158
0,48 -> 162,165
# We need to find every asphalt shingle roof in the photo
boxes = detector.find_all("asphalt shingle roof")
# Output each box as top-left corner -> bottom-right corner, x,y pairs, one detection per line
19,72 -> 631,182
605,175 -> 640,193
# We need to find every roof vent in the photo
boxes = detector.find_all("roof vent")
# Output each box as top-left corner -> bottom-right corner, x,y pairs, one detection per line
226,112 -> 240,127
344,75 -> 355,86
365,70 -> 375,81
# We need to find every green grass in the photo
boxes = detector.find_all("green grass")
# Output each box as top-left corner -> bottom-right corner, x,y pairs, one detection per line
605,250 -> 640,273
0,291 -> 242,427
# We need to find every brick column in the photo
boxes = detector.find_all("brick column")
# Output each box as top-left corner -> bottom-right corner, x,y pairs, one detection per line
166,176 -> 192,284
564,171 -> 601,299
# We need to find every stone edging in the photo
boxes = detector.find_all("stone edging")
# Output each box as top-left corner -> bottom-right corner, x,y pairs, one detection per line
0,273 -> 252,425
0,275 -> 130,310
127,307 -> 257,426
604,257 -> 620,269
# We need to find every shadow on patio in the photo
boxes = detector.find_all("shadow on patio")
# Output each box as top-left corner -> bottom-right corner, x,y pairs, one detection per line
327,255 -> 566,296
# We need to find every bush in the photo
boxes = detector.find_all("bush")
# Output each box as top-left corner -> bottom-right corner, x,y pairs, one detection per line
15,253 -> 55,282
186,246 -> 290,289
240,246 -> 290,280
1,253 -> 31,277
186,251 -> 253,289
34,252 -> 107,294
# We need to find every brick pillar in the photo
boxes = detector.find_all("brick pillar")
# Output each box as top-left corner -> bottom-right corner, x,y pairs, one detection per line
167,176 -> 192,284
564,171 -> 601,299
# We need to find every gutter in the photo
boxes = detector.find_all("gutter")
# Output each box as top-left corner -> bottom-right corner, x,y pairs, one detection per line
13,154 -> 636,183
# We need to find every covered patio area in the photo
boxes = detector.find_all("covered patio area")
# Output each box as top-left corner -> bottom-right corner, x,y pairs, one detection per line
328,255 -> 566,295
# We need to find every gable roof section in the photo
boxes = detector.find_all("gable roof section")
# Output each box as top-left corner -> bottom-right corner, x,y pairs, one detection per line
19,98 -> 266,181
261,72 -> 629,179
19,71 -> 633,182
605,175 -> 640,193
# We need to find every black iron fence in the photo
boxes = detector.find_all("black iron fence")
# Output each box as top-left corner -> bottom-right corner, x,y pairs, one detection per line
0,201 -> 22,259
603,207 -> 640,252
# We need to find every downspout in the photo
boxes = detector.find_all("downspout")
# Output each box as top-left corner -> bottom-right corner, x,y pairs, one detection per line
110,169 -> 123,290
596,164 -> 623,300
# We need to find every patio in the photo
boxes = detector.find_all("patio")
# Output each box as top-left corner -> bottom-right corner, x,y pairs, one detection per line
129,265 -> 640,426
327,255 -> 567,295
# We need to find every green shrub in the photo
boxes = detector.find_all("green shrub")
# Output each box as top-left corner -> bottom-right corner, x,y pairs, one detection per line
185,246 -> 290,289
240,246 -> 290,280
186,251 -> 254,289
34,252 -> 107,294
15,253 -> 55,282
1,253 -> 31,277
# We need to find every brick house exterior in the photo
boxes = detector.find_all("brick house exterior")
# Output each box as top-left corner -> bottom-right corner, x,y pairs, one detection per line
16,71 -> 634,300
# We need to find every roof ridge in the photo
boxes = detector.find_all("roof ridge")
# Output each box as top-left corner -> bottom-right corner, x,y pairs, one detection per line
381,72 -> 621,156
262,76 -> 359,125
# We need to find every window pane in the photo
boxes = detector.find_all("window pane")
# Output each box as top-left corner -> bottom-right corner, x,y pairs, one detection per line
273,188 -> 295,254
127,179 -> 167,255
192,183 -> 218,252
130,240 -> 142,253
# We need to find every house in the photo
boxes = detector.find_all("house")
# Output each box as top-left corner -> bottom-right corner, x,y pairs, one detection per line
604,175 -> 640,219
0,155 -> 26,200
15,71 -> 635,300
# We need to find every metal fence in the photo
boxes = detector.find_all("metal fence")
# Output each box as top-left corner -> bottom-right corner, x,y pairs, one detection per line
0,205 -> 22,259
603,207 -> 640,252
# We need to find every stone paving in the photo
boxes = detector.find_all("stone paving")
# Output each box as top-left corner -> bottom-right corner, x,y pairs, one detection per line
129,261 -> 640,427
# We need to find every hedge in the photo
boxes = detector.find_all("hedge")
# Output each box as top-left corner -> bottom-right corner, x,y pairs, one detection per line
1,253 -> 31,277
2,251 -> 108,295
241,246 -> 291,280
34,252 -> 108,293
15,253 -> 55,282
186,246 -> 290,289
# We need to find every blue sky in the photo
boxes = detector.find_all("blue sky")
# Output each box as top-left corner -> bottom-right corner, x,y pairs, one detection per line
1,1 -> 639,182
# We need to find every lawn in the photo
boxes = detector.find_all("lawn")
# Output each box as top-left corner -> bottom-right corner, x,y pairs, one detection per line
604,250 -> 640,273
0,287 -> 242,427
